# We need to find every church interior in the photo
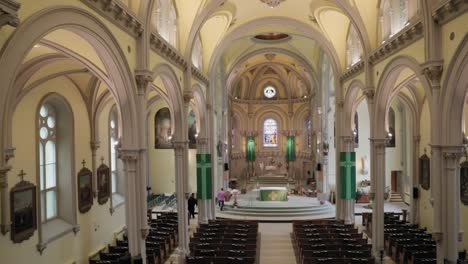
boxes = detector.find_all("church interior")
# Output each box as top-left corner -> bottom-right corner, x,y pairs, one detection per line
0,0 -> 467,263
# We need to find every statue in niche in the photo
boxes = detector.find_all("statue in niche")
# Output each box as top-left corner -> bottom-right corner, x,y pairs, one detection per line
217,140 -> 225,158
188,110 -> 197,149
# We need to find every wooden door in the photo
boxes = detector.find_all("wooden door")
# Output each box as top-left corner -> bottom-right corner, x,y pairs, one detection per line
391,171 -> 398,192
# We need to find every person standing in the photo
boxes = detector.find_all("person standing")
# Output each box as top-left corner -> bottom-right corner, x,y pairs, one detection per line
217,188 -> 225,211
188,193 -> 197,219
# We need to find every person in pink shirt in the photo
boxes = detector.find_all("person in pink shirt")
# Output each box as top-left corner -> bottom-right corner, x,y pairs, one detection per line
217,188 -> 225,211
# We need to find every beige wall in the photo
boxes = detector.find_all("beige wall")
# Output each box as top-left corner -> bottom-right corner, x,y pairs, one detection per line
0,77 -> 125,264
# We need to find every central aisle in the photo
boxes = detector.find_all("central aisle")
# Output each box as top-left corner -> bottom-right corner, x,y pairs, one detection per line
259,223 -> 297,264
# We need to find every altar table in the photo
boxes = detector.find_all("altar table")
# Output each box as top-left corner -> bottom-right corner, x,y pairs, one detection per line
258,187 -> 288,201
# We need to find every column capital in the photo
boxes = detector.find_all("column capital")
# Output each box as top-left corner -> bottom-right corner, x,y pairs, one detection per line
90,141 -> 100,151
4,147 -> 15,163
370,138 -> 388,148
135,69 -> 154,95
336,100 -> 344,109
196,137 -> 209,147
413,135 -> 421,144
173,140 -> 189,154
421,60 -> 444,89
118,148 -> 141,161
183,91 -> 194,104
363,87 -> 375,102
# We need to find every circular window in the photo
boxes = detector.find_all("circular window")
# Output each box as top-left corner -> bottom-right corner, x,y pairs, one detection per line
264,86 -> 276,98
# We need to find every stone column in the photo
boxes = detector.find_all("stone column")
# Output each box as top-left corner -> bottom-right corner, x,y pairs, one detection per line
206,103 -> 216,220
370,138 -> 387,258
440,146 -> 464,264
90,141 -> 100,197
410,136 -> 420,224
119,149 -> 145,261
196,137 -> 210,224
173,141 -> 190,262
341,136 -> 356,224
0,165 -> 11,234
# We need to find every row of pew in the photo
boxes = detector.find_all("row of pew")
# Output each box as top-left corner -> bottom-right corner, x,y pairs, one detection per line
89,211 -> 178,264
293,219 -> 374,264
187,219 -> 260,264
363,211 -> 436,264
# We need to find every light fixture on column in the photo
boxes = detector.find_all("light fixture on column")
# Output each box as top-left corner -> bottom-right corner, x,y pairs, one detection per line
260,0 -> 285,8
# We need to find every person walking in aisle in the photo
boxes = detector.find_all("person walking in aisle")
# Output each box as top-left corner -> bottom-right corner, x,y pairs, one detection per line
217,188 -> 225,211
188,193 -> 197,219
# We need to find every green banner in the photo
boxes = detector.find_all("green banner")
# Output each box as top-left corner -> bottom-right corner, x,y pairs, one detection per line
340,152 -> 356,199
246,136 -> 256,161
197,154 -> 212,199
286,136 -> 296,161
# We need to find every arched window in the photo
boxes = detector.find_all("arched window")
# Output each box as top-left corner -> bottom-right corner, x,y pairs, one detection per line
346,25 -> 363,67
381,0 -> 417,41
387,107 -> 396,148
153,0 -> 178,47
109,106 -> 124,209
192,35 -> 203,70
37,95 -> 76,245
304,116 -> 312,148
353,112 -> 359,145
38,103 -> 58,222
263,118 -> 278,147
109,107 -> 118,194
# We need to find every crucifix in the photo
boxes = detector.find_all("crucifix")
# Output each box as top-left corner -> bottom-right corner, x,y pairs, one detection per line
18,170 -> 26,182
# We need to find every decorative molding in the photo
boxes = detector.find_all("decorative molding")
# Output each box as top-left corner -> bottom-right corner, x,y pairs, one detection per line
135,69 -> 154,95
265,53 -> 276,61
260,0 -> 285,8
230,151 -> 311,160
4,147 -> 15,163
231,97 -> 310,104
173,141 -> 189,154
118,148 -> 140,161
191,65 -> 209,87
432,0 -> 468,25
150,33 -> 187,71
0,0 -> 20,28
369,19 -> 423,65
362,87 -> 375,101
90,141 -> 100,151
340,60 -> 364,83
80,0 -> 143,38
72,225 -> 80,234
421,60 -> 444,89
196,137 -> 209,147
183,91 -> 194,104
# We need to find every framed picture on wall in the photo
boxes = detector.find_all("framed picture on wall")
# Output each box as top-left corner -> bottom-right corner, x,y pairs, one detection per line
10,177 -> 37,243
419,153 -> 430,190
77,161 -> 93,213
97,163 -> 110,205
460,161 -> 468,206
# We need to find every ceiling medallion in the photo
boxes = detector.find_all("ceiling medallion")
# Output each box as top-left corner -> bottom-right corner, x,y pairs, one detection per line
260,0 -> 285,8
265,53 -> 276,61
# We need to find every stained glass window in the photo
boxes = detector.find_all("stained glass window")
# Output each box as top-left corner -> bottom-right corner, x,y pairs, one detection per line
110,107 -> 118,194
263,118 -> 278,147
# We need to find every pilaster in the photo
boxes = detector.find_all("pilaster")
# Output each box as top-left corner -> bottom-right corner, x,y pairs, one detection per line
0,165 -> 11,235
369,138 -> 387,258
196,137 -> 211,224
341,136 -> 356,225
90,141 -> 100,197
118,148 -> 145,259
173,140 -> 190,262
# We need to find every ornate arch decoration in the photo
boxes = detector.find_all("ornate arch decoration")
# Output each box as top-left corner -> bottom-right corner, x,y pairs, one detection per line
441,35 -> 468,145
0,6 -> 139,157
225,48 -> 319,98
148,84 -> 176,134
248,64 -> 290,100
207,16 -> 342,89
253,105 -> 289,135
344,79 -> 366,134
191,83 -> 208,138
151,63 -> 185,140
374,55 -> 432,138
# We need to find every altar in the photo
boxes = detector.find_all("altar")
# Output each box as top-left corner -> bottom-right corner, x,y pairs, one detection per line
258,187 -> 288,201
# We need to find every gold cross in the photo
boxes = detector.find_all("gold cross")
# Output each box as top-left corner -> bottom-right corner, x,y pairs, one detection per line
268,191 -> 278,201
18,170 -> 26,182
